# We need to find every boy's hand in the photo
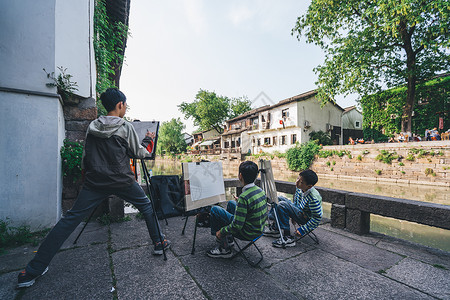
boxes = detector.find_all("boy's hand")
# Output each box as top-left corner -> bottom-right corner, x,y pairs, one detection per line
295,229 -> 302,237
232,194 -> 238,200
215,230 -> 222,240
145,131 -> 155,139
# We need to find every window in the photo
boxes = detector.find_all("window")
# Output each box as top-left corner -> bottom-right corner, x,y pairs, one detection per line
291,134 -> 297,144
272,136 -> 277,145
282,109 -> 289,118
281,135 -> 287,145
264,137 -> 270,145
224,141 -> 229,148
257,139 -> 261,146
355,121 -> 361,128
231,140 -> 235,148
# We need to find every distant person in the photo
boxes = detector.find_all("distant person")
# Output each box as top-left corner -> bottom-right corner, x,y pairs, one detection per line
348,137 -> 355,145
17,88 -> 170,288
207,161 -> 267,258
264,169 -> 322,247
431,128 -> 441,140
425,129 -> 431,141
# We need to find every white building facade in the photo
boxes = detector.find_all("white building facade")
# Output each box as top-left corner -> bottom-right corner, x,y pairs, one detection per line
0,0 -> 96,229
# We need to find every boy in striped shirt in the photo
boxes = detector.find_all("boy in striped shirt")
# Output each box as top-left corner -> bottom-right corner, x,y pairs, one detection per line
207,161 -> 267,258
265,169 -> 322,247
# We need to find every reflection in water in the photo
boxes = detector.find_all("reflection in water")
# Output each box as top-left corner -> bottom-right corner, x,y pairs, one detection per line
149,159 -> 450,251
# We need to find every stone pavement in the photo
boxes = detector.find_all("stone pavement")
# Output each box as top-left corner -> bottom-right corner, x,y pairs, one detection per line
1,214 -> 449,300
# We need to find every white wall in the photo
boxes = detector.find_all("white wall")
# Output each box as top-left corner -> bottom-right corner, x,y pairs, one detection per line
0,1 -> 57,94
0,0 -> 95,229
342,109 -> 363,129
297,98 -> 342,144
55,0 -> 95,98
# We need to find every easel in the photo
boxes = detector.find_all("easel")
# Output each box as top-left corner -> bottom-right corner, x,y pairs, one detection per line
73,158 -> 168,261
259,160 -> 286,248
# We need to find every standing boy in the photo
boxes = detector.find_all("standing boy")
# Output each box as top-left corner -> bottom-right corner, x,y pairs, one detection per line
207,161 -> 267,258
17,88 -> 170,288
264,169 -> 322,247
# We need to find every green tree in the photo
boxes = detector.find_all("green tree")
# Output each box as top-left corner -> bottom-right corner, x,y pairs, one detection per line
157,118 -> 187,156
293,0 -> 450,133
178,89 -> 251,133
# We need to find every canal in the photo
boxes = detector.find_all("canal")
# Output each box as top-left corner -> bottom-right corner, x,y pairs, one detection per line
144,159 -> 450,252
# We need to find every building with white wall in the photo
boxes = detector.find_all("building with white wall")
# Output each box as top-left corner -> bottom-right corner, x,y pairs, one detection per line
222,90 -> 344,157
0,0 -> 96,229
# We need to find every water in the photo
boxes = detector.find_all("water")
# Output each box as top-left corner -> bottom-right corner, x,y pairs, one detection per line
147,159 -> 450,252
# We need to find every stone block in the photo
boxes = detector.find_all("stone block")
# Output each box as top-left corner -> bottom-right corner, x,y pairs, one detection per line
65,120 -> 90,132
63,106 -> 97,121
316,187 -> 346,205
108,195 -> 124,220
331,204 -> 345,229
65,130 -> 86,142
346,208 -> 370,235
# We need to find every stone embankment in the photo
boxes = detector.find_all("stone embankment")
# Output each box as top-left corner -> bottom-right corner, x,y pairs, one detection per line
159,140 -> 450,187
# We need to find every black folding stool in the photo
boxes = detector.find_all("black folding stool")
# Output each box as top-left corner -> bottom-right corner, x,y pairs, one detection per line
230,234 -> 264,267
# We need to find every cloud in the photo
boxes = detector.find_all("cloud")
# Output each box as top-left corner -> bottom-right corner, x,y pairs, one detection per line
181,0 -> 207,35
228,4 -> 255,27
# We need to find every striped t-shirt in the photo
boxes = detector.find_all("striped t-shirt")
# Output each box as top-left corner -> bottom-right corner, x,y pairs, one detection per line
220,185 -> 267,240
293,186 -> 323,235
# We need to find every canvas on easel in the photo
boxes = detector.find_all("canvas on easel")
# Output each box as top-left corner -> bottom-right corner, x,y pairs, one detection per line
259,160 -> 278,204
131,121 -> 159,160
182,161 -> 226,211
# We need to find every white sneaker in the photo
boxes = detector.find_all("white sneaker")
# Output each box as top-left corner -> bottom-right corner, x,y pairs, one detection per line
272,236 -> 296,248
263,223 -> 280,238
207,246 -> 233,258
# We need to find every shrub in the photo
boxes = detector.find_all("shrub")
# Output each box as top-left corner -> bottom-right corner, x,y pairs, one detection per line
357,155 -> 362,161
309,130 -> 333,145
286,140 -> 321,171
60,139 -> 84,182
375,150 -> 398,164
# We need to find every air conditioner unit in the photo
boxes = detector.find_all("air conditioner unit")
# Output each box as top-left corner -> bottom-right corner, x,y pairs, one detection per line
326,123 -> 333,131
304,120 -> 311,128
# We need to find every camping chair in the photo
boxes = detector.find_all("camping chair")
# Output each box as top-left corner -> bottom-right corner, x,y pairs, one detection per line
294,229 -> 319,244
230,234 -> 264,267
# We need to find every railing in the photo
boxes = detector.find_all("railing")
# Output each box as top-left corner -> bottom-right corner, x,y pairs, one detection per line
224,178 -> 450,234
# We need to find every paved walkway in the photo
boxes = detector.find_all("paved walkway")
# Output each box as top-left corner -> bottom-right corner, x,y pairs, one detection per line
1,214 -> 449,300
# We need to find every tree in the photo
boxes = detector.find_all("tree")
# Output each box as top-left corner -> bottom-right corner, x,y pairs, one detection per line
293,0 -> 450,133
156,118 -> 187,156
178,89 -> 252,133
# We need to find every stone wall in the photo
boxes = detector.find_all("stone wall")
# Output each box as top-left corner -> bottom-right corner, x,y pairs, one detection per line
172,140 -> 450,187
61,95 -> 97,212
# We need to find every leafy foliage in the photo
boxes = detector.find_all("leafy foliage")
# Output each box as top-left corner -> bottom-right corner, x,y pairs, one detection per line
157,118 -> 187,156
309,130 -> 333,145
44,66 -> 79,101
1,218 -> 49,252
293,0 -> 450,132
60,139 -> 84,182
360,75 -> 450,138
286,141 -> 321,171
94,0 -> 129,116
178,89 -> 251,133
375,150 -> 399,164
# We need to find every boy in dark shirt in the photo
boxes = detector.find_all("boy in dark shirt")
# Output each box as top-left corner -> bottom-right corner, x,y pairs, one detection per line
17,88 -> 170,288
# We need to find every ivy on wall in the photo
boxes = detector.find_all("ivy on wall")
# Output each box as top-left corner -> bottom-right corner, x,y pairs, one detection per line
93,0 -> 129,116
360,75 -> 449,141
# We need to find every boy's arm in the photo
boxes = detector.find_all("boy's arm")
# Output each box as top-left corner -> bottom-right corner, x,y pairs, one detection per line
296,195 -> 322,235
126,123 -> 152,159
220,197 -> 248,236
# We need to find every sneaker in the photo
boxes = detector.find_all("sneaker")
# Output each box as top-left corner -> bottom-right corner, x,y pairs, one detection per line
207,246 -> 232,258
272,236 -> 296,248
215,236 -> 234,247
17,267 -> 48,288
152,239 -> 171,255
263,223 -> 280,238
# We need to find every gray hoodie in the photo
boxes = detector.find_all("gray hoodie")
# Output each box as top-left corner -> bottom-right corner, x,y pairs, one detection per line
82,116 -> 152,190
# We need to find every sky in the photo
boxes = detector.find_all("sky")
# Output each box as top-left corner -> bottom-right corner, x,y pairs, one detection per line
120,0 -> 358,134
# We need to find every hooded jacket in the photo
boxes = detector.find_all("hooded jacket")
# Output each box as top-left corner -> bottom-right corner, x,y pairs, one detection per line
81,116 -> 153,190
